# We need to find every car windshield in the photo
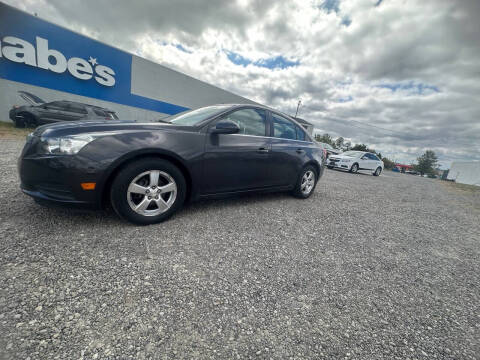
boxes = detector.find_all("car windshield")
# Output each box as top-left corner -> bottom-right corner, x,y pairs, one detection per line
342,151 -> 363,157
167,105 -> 231,126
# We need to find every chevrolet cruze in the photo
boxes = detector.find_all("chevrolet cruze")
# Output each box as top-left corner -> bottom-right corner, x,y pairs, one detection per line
327,151 -> 384,176
18,104 -> 325,224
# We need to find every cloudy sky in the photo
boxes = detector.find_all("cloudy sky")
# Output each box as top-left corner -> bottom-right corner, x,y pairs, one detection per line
7,0 -> 480,167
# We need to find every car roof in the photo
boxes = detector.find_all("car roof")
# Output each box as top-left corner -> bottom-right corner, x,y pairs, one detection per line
216,103 -> 307,123
47,100 -> 114,112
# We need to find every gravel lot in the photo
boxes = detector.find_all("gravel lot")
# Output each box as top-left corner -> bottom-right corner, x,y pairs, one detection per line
1,138 -> 479,359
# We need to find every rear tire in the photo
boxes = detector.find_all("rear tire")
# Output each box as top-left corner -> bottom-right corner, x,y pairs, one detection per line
292,165 -> 318,199
14,117 -> 25,128
22,113 -> 37,128
110,158 -> 186,225
373,167 -> 382,176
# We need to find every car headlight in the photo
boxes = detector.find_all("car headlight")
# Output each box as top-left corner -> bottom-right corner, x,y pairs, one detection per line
41,134 -> 96,155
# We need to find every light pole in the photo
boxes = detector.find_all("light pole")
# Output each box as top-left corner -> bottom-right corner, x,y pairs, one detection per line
295,99 -> 302,118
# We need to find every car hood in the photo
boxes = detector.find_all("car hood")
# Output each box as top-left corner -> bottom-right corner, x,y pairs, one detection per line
33,120 -> 197,138
329,154 -> 357,160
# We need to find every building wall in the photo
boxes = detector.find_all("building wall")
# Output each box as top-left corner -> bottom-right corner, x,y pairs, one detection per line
446,162 -> 480,186
0,78 -> 166,122
0,3 -> 254,123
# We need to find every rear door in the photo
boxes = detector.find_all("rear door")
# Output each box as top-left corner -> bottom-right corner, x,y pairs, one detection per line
369,153 -> 382,169
360,153 -> 375,170
268,112 -> 312,186
202,107 -> 272,194
62,103 -> 88,121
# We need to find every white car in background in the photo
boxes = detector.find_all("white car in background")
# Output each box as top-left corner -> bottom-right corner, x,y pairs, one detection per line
327,151 -> 384,176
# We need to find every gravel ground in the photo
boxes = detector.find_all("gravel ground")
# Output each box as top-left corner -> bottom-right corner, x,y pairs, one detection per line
0,138 -> 479,359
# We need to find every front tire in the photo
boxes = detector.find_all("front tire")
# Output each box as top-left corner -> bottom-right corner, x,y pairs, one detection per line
110,158 -> 186,225
350,163 -> 359,173
292,165 -> 317,199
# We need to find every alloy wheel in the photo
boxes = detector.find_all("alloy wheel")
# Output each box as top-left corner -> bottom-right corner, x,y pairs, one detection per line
301,170 -> 315,195
126,170 -> 177,216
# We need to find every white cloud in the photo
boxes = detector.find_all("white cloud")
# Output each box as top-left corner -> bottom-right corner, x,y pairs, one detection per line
5,0 -> 480,167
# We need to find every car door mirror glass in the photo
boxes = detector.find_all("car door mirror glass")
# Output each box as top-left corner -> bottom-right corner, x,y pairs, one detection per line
210,120 -> 240,134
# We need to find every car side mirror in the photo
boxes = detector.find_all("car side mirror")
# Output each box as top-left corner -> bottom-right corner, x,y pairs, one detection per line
210,120 -> 240,134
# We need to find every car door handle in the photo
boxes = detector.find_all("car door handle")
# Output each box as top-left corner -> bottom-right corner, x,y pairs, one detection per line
257,147 -> 269,153
296,148 -> 305,154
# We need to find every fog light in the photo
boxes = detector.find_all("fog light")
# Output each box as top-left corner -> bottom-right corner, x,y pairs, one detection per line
81,182 -> 96,190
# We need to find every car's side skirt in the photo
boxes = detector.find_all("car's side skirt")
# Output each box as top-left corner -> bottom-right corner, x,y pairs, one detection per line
197,185 -> 293,200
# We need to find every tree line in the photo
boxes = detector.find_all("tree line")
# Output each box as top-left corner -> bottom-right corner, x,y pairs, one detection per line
314,133 -> 439,175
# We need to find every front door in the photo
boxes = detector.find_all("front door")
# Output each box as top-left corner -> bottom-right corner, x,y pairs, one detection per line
202,108 -> 272,194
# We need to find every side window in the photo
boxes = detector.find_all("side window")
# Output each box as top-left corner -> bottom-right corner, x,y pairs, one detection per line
295,125 -> 306,141
68,103 -> 87,114
223,108 -> 267,136
46,101 -> 64,110
370,154 -> 380,161
272,114 -> 297,140
93,109 -> 107,117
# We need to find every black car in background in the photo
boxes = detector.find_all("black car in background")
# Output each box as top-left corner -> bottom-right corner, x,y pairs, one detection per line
9,91 -> 119,128
19,104 -> 325,224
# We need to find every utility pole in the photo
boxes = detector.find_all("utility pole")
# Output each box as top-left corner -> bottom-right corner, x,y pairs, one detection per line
295,99 -> 302,118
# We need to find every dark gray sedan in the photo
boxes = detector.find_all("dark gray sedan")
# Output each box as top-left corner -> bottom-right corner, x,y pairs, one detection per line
18,104 -> 326,224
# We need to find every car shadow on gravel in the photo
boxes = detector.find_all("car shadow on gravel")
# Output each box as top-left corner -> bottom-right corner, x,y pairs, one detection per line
24,190 -> 317,226
328,168 -> 373,176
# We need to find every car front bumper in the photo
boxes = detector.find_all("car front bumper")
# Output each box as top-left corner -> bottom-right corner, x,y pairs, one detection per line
19,156 -> 103,208
327,161 -> 351,170
18,137 -> 106,209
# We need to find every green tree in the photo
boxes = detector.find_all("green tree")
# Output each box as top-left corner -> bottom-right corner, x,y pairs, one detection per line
414,150 -> 438,176
314,133 -> 334,146
334,137 -> 344,150
381,157 -> 395,170
351,143 -> 370,152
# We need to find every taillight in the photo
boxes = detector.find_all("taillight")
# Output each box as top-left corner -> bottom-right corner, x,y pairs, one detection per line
323,148 -> 327,159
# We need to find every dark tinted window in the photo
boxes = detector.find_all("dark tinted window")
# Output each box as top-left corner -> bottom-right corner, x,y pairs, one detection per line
296,125 -> 306,141
93,109 -> 107,117
223,108 -> 267,136
67,103 -> 87,114
272,114 -> 297,140
46,101 -> 67,109
369,153 -> 380,161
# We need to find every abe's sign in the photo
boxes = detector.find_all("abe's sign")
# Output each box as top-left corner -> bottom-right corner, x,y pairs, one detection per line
0,3 -> 187,115
0,35 -> 116,86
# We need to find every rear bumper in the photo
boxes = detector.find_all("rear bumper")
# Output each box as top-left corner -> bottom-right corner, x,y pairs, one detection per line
9,108 -> 18,122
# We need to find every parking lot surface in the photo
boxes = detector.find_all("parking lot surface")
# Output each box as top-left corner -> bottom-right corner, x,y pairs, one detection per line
1,138 -> 479,359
